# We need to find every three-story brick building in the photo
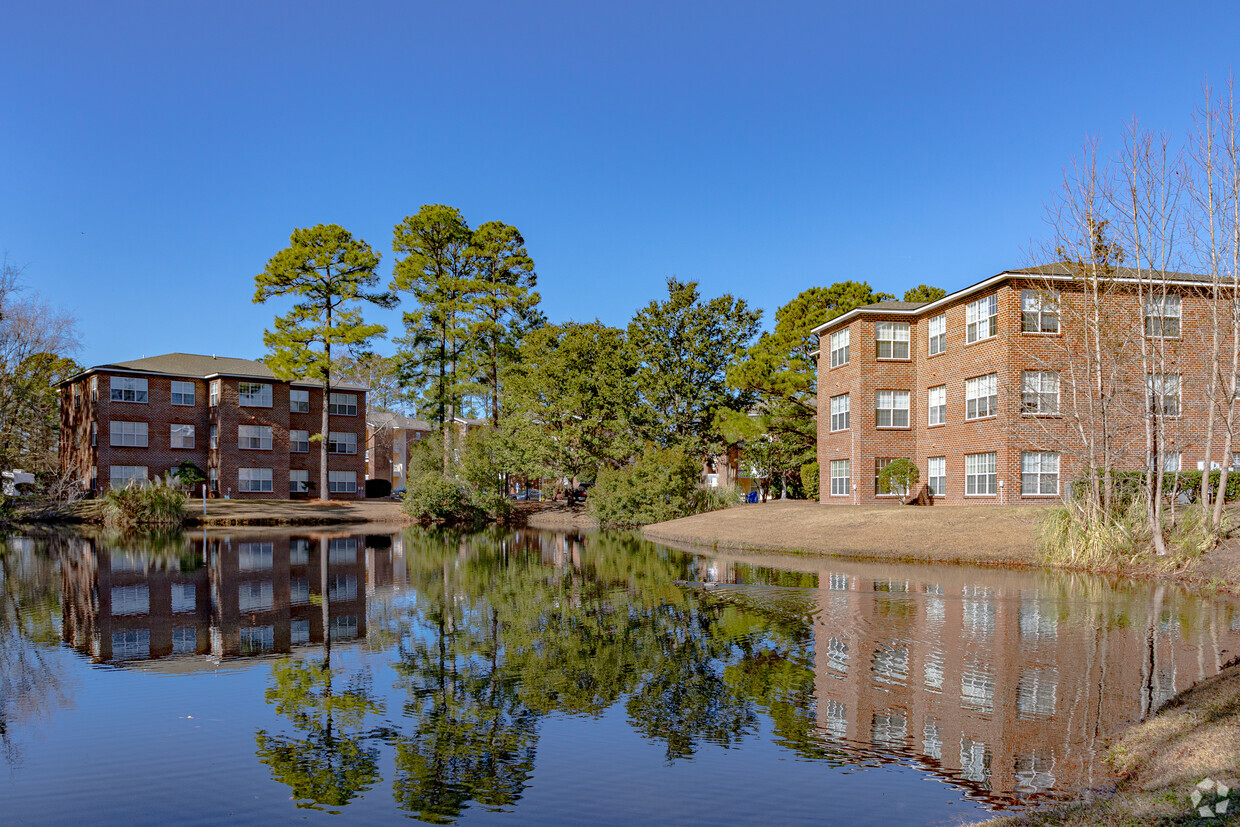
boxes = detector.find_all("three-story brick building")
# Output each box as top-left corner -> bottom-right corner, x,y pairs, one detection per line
59,353 -> 367,498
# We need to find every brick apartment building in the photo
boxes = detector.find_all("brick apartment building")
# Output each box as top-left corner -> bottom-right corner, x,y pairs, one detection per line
814,263 -> 1225,505
59,353 -> 367,498
366,410 -> 433,491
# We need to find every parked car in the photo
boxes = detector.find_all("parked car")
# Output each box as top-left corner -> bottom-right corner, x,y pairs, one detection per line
512,489 -> 542,502
389,487 -> 407,500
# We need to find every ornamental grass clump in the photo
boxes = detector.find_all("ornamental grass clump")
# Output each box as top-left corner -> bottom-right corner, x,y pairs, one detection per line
1038,494 -> 1224,569
100,475 -> 186,529
688,483 -> 744,515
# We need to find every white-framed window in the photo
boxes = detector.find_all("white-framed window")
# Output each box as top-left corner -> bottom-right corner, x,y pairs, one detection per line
291,618 -> 310,644
966,295 -> 998,343
91,421 -> 97,446
330,615 -> 359,641
965,452 -> 997,496
1163,452 -> 1182,473
928,456 -> 946,496
1147,373 -> 1181,417
290,469 -> 310,494
209,380 -> 220,407
829,460 -> 850,496
172,583 -> 195,613
110,465 -> 148,489
208,466 -> 218,492
110,421 -> 148,447
238,382 -> 272,407
1021,289 -> 1059,333
239,542 -> 274,571
328,431 -> 357,454
328,392 -> 357,416
928,385 -> 946,426
329,575 -> 357,602
290,389 -> 310,413
965,373 -> 998,420
875,457 -> 910,496
290,539 -> 310,565
110,376 -> 148,403
90,375 -> 98,401
290,429 -> 310,452
1021,451 -> 1059,496
209,425 -> 218,449
830,329 -> 850,368
112,630 -> 150,660
170,424 -> 195,449
172,627 -> 197,654
170,381 -> 195,406
111,584 -> 150,615
238,424 -> 273,450
290,579 -> 310,607
238,467 -> 273,493
329,470 -> 357,494
830,393 -> 850,432
329,538 -> 357,563
1144,294 -> 1181,338
240,625 -> 275,653
875,390 -> 910,428
927,313 -> 946,355
1021,371 -> 1059,415
875,322 -> 910,359
238,581 -> 274,613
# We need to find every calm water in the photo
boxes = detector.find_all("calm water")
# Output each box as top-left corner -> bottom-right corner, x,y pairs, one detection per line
2,527 -> 1238,825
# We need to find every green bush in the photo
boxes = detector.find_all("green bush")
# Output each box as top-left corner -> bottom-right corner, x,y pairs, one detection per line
589,446 -> 699,528
877,458 -> 919,496
801,462 -> 819,501
402,471 -> 481,525
101,476 -> 186,528
1071,469 -> 1240,507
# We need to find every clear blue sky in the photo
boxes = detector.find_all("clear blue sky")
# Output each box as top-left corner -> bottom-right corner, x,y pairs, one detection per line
2,1 -> 1236,367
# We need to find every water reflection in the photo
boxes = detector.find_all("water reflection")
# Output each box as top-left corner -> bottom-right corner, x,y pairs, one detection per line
14,526 -> 1240,822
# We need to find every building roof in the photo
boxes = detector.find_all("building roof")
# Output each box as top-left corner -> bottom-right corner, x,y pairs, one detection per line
62,352 -> 368,390
810,261 -> 1217,336
368,410 -> 433,431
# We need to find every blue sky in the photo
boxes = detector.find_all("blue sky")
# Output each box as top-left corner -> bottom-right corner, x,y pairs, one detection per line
2,1 -> 1236,367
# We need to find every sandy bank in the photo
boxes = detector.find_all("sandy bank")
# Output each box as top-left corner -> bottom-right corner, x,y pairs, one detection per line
517,502 -> 599,532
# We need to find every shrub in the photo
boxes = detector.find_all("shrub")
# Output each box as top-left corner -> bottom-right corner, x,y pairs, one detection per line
589,446 -> 698,528
877,458 -> 919,496
365,478 -> 392,499
801,462 -> 819,501
100,476 -> 186,528
402,471 -> 481,525
689,483 -> 744,514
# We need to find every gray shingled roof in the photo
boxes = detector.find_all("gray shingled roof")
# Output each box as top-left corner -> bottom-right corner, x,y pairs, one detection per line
1009,262 -> 1213,283
72,352 -> 368,390
855,300 -> 932,312
368,410 -> 433,431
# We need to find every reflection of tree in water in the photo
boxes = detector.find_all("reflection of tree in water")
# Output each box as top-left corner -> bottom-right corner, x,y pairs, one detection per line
1,536 -> 72,766
255,659 -> 384,812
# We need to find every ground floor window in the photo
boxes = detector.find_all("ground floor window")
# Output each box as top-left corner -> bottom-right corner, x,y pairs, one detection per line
1021,452 -> 1059,496
239,467 -> 273,493
928,456 -> 946,497
329,470 -> 357,494
110,465 -> 148,489
829,460 -> 850,496
965,452 -> 997,496
290,469 -> 310,494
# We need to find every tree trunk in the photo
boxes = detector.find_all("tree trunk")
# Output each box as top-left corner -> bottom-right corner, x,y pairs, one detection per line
321,306 -> 331,502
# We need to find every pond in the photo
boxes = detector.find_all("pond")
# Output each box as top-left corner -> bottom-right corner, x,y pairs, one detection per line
1,527 -> 1238,824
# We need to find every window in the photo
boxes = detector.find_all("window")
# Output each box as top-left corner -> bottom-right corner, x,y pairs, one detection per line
290,539 -> 310,565
329,470 -> 357,494
238,382 -> 272,407
928,456 -> 946,496
1163,452 -> 1182,473
875,322 -> 910,359
928,385 -> 946,426
966,295 -> 998,343
290,581 -> 310,607
169,424 -> 195,449
329,575 -> 357,601
965,452 -> 997,496
329,392 -> 357,415
110,376 -> 148,403
1021,371 -> 1059,415
290,469 -> 310,494
965,374 -> 998,420
1145,294 -> 1181,338
290,429 -> 310,452
829,460 -> 850,496
111,584 -> 149,615
927,313 -> 946,355
830,393 -> 850,432
90,376 -> 98,401
291,618 -> 310,644
209,380 -> 220,407
290,389 -> 310,413
875,390 -> 910,428
90,422 -> 97,446
830,329 -> 850,368
110,466 -> 148,489
1021,451 -> 1059,496
208,466 -> 218,492
1147,373 -> 1181,417
172,583 -> 195,613
210,425 -> 218,449
1021,289 -> 1059,333
875,457 -> 910,496
328,431 -> 357,454
110,421 -> 148,447
172,627 -> 197,655
329,538 -> 357,563
238,424 -> 273,450
239,542 -> 273,571
170,380 -> 195,405
112,630 -> 150,661
240,625 -> 275,653
238,467 -> 273,493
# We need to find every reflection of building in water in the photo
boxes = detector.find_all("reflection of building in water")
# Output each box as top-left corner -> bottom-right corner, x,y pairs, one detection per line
60,533 -> 396,664
805,563 -> 1240,803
